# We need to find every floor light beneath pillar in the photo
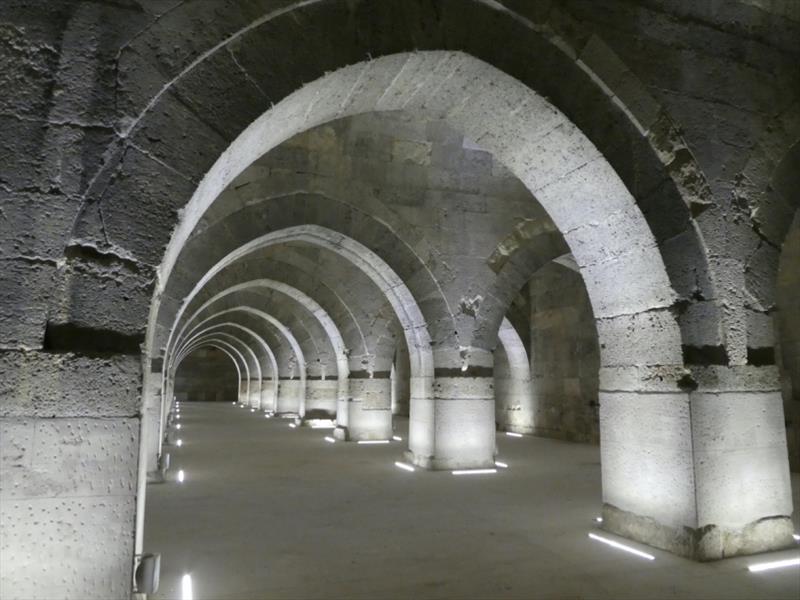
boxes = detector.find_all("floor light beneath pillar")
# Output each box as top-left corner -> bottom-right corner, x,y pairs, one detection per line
181,574 -> 193,600
357,440 -> 390,444
324,436 -> 336,443
505,432 -> 522,438
748,557 -> 800,572
392,435 -> 402,441
395,461 -> 415,472
495,461 -> 508,468
452,469 -> 497,475
588,533 -> 654,560
176,439 -> 183,447
177,470 -> 185,483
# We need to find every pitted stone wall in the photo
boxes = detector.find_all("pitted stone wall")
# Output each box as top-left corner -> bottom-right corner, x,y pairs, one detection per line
529,263 -> 601,444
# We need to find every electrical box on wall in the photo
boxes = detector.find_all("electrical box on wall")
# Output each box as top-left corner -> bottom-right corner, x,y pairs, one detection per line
135,553 -> 161,594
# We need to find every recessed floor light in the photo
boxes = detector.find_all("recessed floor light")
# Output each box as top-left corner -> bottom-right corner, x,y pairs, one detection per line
452,469 -> 497,475
324,436 -> 336,443
289,423 -> 297,428
505,432 -> 523,438
588,533 -> 654,560
181,574 -> 193,600
395,461 -> 415,472
495,461 -> 508,468
176,439 -> 183,447
748,558 -> 800,572
392,435 -> 402,441
357,440 -> 390,445
177,470 -> 185,483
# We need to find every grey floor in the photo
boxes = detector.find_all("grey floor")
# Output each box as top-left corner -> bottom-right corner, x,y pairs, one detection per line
144,402 -> 800,600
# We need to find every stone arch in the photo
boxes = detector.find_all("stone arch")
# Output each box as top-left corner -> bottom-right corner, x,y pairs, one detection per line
174,320 -> 277,410
176,330 -> 257,404
177,280 -> 349,414
494,318 -> 534,434
177,307 -> 307,416
175,343 -> 243,400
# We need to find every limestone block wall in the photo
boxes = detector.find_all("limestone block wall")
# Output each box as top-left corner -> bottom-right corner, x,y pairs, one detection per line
529,263 -> 601,444
0,352 -> 141,598
173,347 -> 239,403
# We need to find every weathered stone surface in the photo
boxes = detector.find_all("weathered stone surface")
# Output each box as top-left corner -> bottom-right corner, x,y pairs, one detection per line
0,351 -> 140,417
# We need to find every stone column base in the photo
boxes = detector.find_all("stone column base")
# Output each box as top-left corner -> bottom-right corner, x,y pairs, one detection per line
602,503 -> 796,560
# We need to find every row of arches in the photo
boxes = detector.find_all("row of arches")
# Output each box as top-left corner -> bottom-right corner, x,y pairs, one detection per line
136,52 -> 796,565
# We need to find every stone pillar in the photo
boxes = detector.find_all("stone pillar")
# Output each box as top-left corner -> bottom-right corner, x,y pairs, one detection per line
248,379 -> 261,409
493,344 -> 534,434
304,378 -> 338,418
276,378 -> 305,415
408,349 -> 496,470
347,376 -> 393,441
600,365 -> 794,560
260,379 -> 276,412
238,379 -> 249,405
392,343 -> 411,416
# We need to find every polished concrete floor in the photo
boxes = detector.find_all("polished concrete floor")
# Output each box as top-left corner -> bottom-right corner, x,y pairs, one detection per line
144,402 -> 800,600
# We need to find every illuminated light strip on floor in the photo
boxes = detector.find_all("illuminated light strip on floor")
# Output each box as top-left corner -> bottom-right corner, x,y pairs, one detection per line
595,516 -> 604,523
452,469 -> 497,475
264,414 -> 272,418
357,440 -> 390,444
505,432 -> 523,438
395,461 -> 415,472
176,439 -> 183,447
494,461 -> 508,468
181,574 -> 193,600
177,470 -> 185,483
748,557 -> 800,573
588,533 -> 655,560
176,414 -> 180,419
176,424 -> 181,430
324,436 -> 336,443
288,423 -> 297,428
793,534 -> 800,541
310,423 -> 336,429
250,408 -> 255,412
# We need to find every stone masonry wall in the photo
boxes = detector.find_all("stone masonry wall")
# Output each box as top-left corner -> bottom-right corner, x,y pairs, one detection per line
529,263 -> 601,444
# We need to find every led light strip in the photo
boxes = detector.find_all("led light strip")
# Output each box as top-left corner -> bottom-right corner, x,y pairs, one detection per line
324,436 -> 336,443
395,461 -> 415,472
177,470 -> 185,483
748,557 -> 800,572
495,461 -> 508,469
181,574 -> 193,600
588,533 -> 654,560
452,469 -> 497,475
357,440 -> 390,445
392,435 -> 402,441
505,432 -> 522,438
